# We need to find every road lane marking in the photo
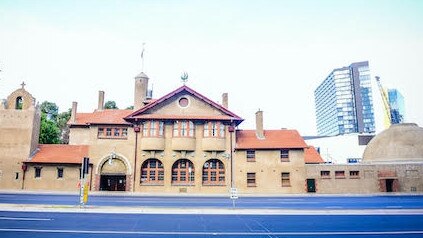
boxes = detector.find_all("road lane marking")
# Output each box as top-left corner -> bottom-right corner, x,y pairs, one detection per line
0,217 -> 52,221
0,228 -> 422,236
1,204 -> 422,215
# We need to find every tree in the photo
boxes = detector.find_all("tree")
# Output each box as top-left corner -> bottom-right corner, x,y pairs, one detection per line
38,101 -> 70,144
104,101 -> 118,109
39,113 -> 60,144
57,109 -> 71,144
40,101 -> 58,121
126,105 -> 134,110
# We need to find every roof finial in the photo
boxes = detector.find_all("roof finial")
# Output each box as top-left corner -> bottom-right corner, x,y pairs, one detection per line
141,42 -> 146,72
181,71 -> 188,85
21,81 -> 26,89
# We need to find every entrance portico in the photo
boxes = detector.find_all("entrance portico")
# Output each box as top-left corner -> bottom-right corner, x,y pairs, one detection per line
96,154 -> 132,191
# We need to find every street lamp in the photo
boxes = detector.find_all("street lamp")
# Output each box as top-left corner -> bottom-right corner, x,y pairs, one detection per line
109,151 -> 116,165
228,124 -> 235,188
228,124 -> 238,205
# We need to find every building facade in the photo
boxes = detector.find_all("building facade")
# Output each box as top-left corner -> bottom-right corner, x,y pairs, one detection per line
388,88 -> 405,124
1,68 -> 422,195
306,123 -> 423,193
0,72 -> 323,194
315,61 -> 375,136
0,84 -> 41,190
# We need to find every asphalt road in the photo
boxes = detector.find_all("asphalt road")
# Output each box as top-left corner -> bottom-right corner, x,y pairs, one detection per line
0,211 -> 422,238
1,193 -> 423,209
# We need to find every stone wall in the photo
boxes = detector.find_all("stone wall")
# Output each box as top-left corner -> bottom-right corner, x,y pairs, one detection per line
306,163 -> 423,193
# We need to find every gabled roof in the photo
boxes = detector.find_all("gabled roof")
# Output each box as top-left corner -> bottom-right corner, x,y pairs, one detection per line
236,130 -> 308,149
128,114 -> 239,120
304,146 -> 325,164
69,109 -> 133,126
27,145 -> 89,164
125,85 -> 243,125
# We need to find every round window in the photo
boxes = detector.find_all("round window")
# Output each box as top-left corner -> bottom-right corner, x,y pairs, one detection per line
178,97 -> 189,107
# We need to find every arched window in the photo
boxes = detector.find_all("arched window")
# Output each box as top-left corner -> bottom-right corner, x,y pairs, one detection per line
202,159 -> 225,185
141,159 -> 164,185
171,159 -> 194,185
15,96 -> 23,110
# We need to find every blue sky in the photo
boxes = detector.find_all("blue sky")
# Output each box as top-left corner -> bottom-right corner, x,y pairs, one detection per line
1,0 -> 422,135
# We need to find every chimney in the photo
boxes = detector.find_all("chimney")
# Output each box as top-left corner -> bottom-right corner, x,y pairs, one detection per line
255,110 -> 265,139
98,91 -> 105,111
134,72 -> 149,111
70,101 -> 77,123
222,93 -> 228,109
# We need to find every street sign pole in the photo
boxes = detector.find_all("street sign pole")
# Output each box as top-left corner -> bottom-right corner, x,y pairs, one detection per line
79,157 -> 89,207
228,125 -> 238,208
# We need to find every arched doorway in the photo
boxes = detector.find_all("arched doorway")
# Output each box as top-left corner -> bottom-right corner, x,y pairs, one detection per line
100,158 -> 128,191
171,159 -> 194,185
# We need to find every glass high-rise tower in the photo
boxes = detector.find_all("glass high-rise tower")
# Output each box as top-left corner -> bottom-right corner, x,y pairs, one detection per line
388,88 -> 405,124
315,61 -> 376,136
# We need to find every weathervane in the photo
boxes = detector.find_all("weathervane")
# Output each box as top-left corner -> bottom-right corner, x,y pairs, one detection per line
181,72 -> 188,85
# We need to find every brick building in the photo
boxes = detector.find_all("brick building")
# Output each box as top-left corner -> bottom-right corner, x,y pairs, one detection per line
1,69 -> 422,194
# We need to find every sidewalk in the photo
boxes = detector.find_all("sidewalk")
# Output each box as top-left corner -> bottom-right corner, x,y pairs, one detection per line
1,203 -> 423,215
1,189 -> 422,197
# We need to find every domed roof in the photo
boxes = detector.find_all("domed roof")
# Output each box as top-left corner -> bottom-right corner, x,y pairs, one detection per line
363,123 -> 423,163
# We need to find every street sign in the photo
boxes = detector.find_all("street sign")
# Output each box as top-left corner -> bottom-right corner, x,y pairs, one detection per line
230,187 -> 238,199
230,187 -> 238,208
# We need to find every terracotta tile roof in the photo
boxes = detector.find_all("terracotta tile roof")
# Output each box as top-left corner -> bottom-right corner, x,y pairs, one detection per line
304,146 -> 325,164
69,109 -> 133,126
27,144 -> 89,164
126,85 -> 243,125
236,130 -> 308,149
129,114 -> 237,121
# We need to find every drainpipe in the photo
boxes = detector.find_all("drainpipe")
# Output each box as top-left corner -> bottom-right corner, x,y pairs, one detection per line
228,122 -> 235,188
21,163 -> 27,190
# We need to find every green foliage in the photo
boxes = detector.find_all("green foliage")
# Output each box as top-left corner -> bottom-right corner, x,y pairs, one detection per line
39,113 -> 60,144
126,105 -> 134,110
40,101 -> 58,121
39,102 -> 71,144
57,109 -> 71,144
104,101 -> 118,109
57,108 -> 71,129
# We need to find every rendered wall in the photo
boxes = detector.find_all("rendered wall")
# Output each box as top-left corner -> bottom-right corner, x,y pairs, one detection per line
306,163 -> 423,193
23,164 -> 90,191
234,149 -> 307,194
68,127 -> 91,145
0,108 -> 40,189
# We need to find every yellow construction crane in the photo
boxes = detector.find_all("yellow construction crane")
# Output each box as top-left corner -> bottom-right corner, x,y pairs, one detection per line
375,76 -> 392,127
375,76 -> 402,127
